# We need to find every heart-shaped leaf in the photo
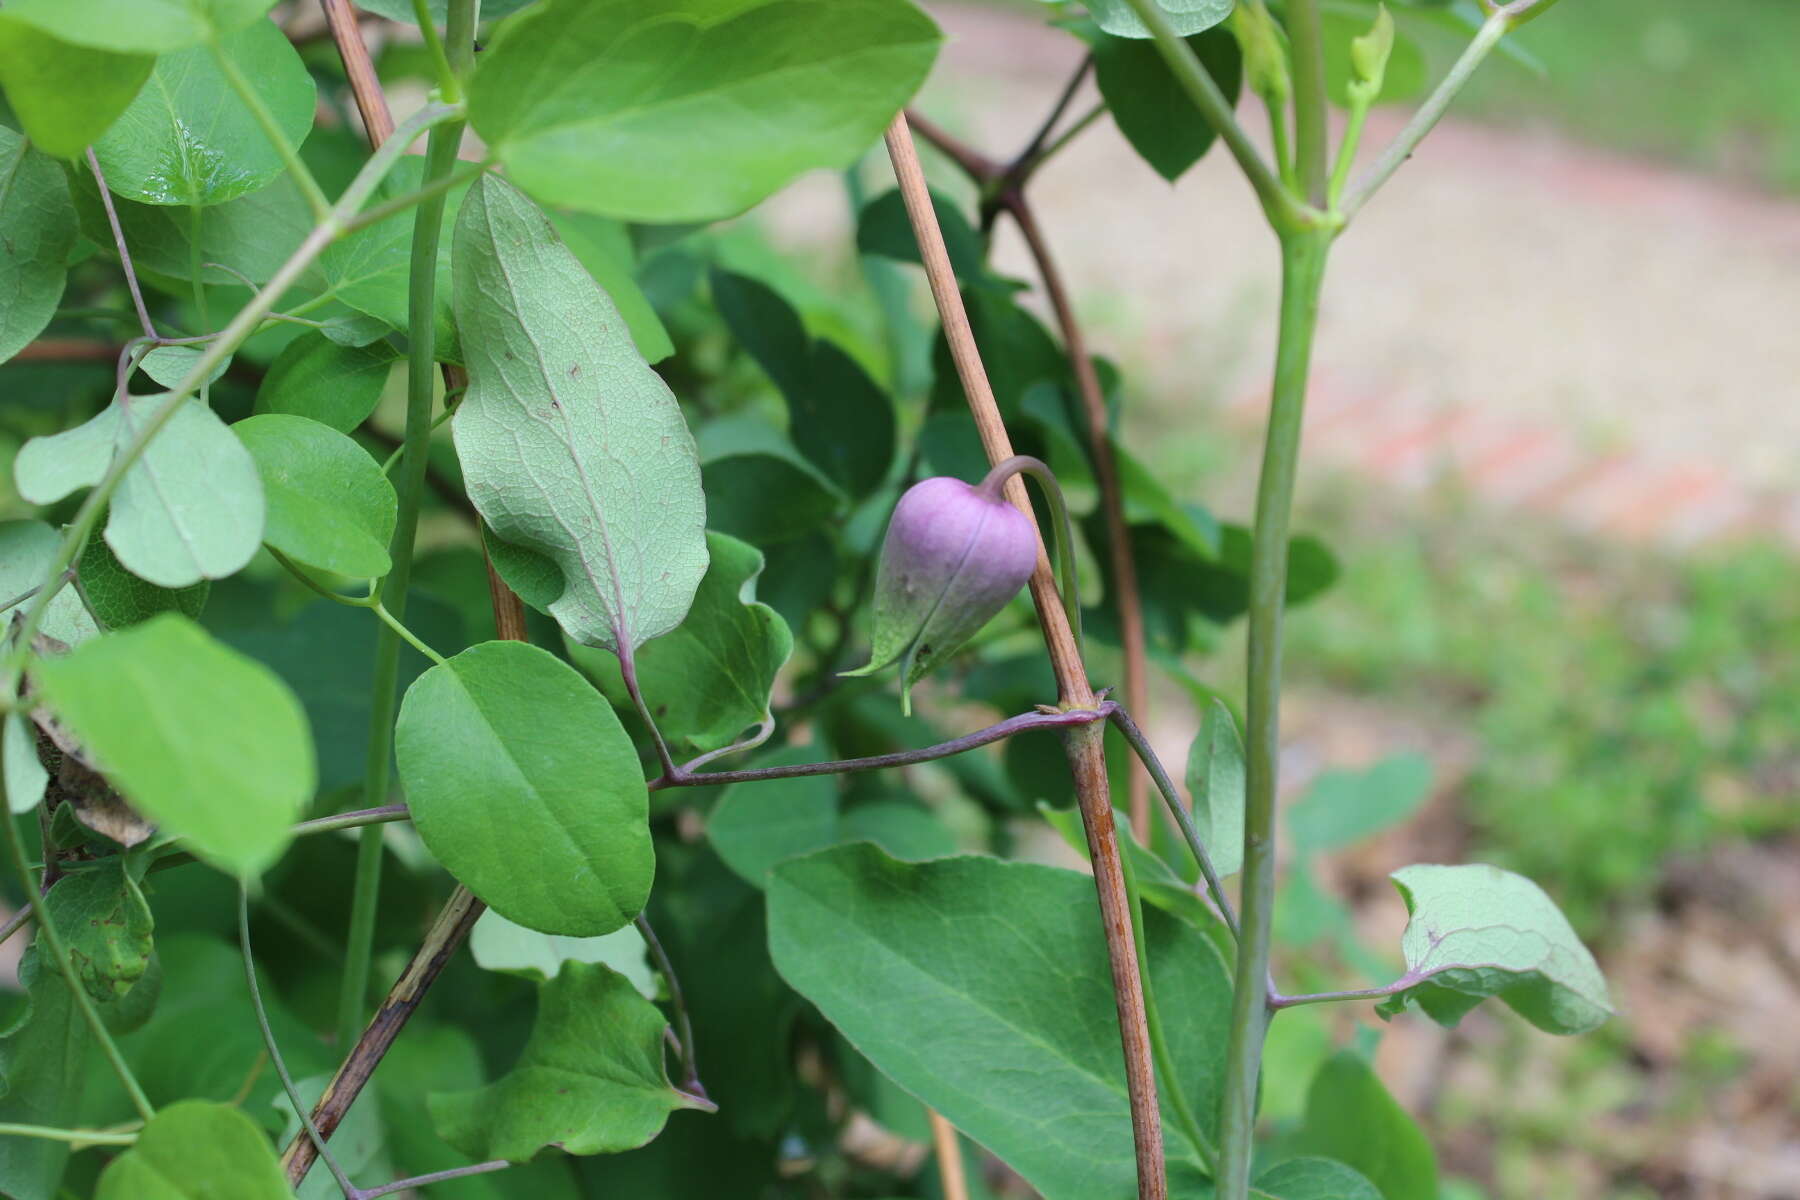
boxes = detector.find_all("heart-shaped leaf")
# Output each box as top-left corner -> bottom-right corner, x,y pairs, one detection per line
572,532 -> 792,762
395,640 -> 652,936
452,173 -> 708,657
428,962 -> 711,1161
1376,863 -> 1612,1035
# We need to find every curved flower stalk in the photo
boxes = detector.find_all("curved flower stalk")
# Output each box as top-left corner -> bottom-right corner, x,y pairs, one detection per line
847,455 -> 1080,713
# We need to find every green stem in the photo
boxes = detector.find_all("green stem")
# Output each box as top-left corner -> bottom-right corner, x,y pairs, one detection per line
977,455 -> 1083,661
1215,229 -> 1331,1200
266,546 -> 378,608
1267,101 -> 1297,194
1117,842 -> 1217,1174
207,39 -> 332,222
1030,102 -> 1106,174
410,0 -> 463,103
372,602 -> 448,667
336,112 -> 466,1050
1340,10 -> 1510,217
240,888 -> 361,1200
1327,100 -> 1373,209
0,100 -> 463,706
333,0 -> 476,1055
1119,0 -> 1302,229
187,206 -> 209,357
1284,0 -> 1330,205
340,158 -> 492,237
0,810 -> 154,1121
1107,706 -> 1239,938
0,1123 -> 138,1147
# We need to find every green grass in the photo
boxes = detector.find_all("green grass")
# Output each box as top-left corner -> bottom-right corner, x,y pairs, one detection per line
1459,0 -> 1800,191
1280,484 -> 1800,935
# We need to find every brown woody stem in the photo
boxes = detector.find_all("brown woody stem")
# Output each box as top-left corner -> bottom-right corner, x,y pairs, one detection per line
1000,193 -> 1154,841
883,112 -> 1166,1200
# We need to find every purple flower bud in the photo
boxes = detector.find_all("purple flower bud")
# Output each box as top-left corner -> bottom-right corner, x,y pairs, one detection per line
845,476 -> 1038,713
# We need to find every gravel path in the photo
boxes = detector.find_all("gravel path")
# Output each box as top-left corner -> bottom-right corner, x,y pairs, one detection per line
767,3 -> 1800,547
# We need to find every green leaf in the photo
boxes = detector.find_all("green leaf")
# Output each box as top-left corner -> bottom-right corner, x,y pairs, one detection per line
1086,0 -> 1231,40
795,341 -> 895,499
856,186 -> 985,281
109,398 -> 266,587
92,19 -> 315,207
94,1100 -> 292,1199
451,173 -> 708,656
314,156 -> 468,356
70,167 -> 313,290
1290,1052 -> 1437,1200
273,1075 -> 390,1200
838,800 -> 958,861
573,532 -> 792,761
17,403 -> 262,588
234,414 -> 397,579
1185,698 -> 1245,877
709,268 -> 898,499
0,0 -> 277,54
428,962 -> 711,1161
254,332 -> 396,433
117,934 -> 330,1110
1287,753 -> 1433,855
44,859 -> 154,1003
138,345 -> 228,390
768,845 -> 1232,1198
0,127 -> 76,365
31,614 -> 315,875
222,595 -> 461,792
707,748 -> 838,887
356,0 -> 536,23
1321,11 -> 1428,107
708,268 -> 810,394
1094,27 -> 1241,181
3,711 -> 48,815
546,210 -> 673,364
374,1024 -> 585,1200
394,640 -> 652,936
0,953 -> 87,1200
1255,1156 -> 1384,1200
1375,863 -> 1612,1035
469,907 -> 655,995
697,415 -> 844,547
0,520 -> 100,647
469,0 -> 941,222
0,19 -> 153,159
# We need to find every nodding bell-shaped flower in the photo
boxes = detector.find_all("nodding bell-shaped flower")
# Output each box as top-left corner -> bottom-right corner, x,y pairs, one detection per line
844,473 -> 1040,715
